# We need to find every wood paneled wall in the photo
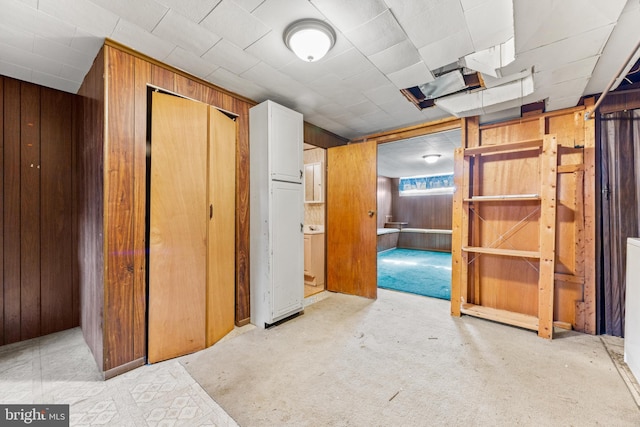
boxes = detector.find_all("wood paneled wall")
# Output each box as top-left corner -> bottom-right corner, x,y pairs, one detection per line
390,180 -> 453,230
377,176 -> 392,228
0,76 -> 77,346
77,40 -> 350,375
76,49 -> 105,370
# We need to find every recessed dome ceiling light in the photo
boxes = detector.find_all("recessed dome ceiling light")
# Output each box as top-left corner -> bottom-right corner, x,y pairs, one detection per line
284,19 -> 336,62
422,154 -> 441,164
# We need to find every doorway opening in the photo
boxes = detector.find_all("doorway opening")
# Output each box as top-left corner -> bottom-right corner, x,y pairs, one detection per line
376,129 -> 460,300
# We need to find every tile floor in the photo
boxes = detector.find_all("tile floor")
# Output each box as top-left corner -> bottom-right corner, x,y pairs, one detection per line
0,328 -> 238,426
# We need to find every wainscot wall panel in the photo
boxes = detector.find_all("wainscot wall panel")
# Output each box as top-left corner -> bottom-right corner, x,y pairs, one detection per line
1,76 -> 77,346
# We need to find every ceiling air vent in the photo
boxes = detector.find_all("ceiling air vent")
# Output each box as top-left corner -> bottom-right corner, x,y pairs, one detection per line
401,68 -> 484,110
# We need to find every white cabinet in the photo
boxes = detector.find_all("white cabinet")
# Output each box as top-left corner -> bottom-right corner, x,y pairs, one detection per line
250,100 -> 304,327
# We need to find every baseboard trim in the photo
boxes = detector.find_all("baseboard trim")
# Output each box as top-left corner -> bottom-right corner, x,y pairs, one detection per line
104,357 -> 145,380
236,318 -> 251,327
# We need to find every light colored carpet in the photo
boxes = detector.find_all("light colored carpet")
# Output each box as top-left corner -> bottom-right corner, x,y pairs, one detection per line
181,289 -> 640,427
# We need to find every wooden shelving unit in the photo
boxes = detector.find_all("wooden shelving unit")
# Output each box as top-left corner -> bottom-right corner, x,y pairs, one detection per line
452,134 -> 559,338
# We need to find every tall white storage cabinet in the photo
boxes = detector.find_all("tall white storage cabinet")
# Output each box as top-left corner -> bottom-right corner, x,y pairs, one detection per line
250,100 -> 304,327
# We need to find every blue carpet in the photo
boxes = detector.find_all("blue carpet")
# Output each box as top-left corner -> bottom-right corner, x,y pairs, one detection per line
377,248 -> 451,300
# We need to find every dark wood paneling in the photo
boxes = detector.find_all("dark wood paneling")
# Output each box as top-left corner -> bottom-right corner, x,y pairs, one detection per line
377,176 -> 392,228
104,47 -> 135,370
304,122 -> 348,148
1,77 -> 79,347
0,77 -> 4,344
4,78 -> 21,344
20,82 -> 41,340
40,87 -> 73,335
77,48 -> 106,370
132,57 -> 150,361
71,94 -> 79,328
397,232 -> 452,252
235,105 -> 250,325
391,179 -> 453,230
151,64 -> 174,92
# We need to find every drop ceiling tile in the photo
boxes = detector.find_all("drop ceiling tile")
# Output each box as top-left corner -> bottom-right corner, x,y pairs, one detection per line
202,39 -> 260,74
533,56 -> 599,88
155,0 -> 222,23
38,0 -> 119,37
464,0 -> 513,51
206,67 -> 268,100
31,70 -> 80,93
1,1 -> 77,45
290,91 -> 332,111
0,59 -> 32,82
310,0 -> 387,33
545,95 -> 582,112
387,0 -> 466,48
279,58 -> 331,84
153,10 -> 221,56
164,46 -> 219,78
241,62 -> 308,97
502,24 -> 614,76
0,22 -> 35,52
252,0 -> 325,32
585,0 -> 640,95
322,48 -> 375,80
244,31 -> 297,70
387,61 -> 433,88
345,101 -> 383,116
363,84 -> 406,104
0,40 -> 62,76
89,0 -> 168,32
368,40 -> 421,74
200,0 -> 270,50
1,0 -> 37,31
70,28 -> 107,54
111,20 -> 176,61
34,36 -> 94,70
342,67 -> 389,92
60,64 -> 86,82
460,0 -> 490,10
514,0 -> 626,54
345,9 -> 406,56
234,0 -> 266,13
417,30 -> 474,70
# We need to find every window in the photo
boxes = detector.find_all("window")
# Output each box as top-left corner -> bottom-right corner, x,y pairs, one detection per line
399,173 -> 454,196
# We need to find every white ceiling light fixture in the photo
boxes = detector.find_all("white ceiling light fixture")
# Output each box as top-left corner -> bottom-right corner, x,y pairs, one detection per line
423,154 -> 441,164
284,19 -> 336,62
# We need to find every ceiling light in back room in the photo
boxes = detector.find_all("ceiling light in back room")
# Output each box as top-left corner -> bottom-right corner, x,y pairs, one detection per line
284,19 -> 336,62
423,154 -> 441,164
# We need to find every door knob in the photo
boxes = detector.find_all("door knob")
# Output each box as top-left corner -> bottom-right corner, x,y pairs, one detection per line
368,210 -> 375,217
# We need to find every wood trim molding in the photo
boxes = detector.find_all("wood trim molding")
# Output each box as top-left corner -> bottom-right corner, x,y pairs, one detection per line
103,357 -> 145,380
350,117 -> 461,145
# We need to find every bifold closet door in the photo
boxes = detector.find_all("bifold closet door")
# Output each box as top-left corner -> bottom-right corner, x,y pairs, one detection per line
149,92 -> 208,363
206,107 -> 236,346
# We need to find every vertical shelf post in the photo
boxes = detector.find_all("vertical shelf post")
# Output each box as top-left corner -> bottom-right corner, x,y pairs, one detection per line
537,135 -> 558,338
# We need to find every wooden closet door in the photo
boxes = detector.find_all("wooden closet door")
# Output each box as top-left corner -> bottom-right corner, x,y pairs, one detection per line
148,92 -> 208,363
206,107 -> 236,346
326,141 -> 378,299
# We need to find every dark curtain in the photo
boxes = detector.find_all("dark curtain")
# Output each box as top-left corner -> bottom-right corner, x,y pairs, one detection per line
600,110 -> 640,337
